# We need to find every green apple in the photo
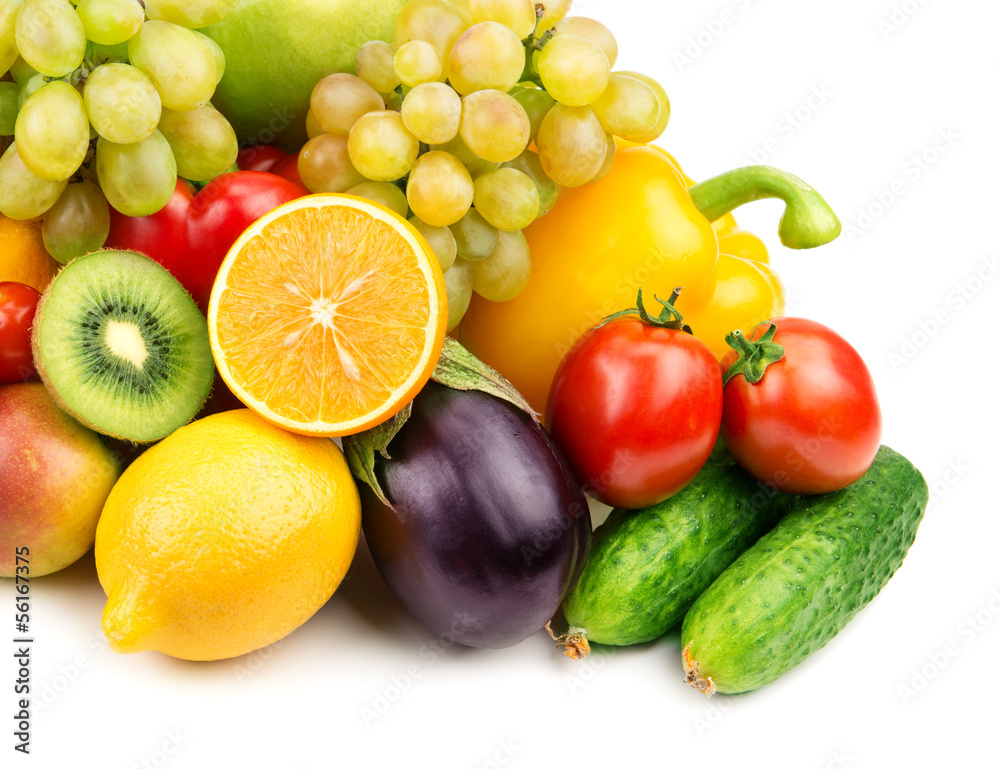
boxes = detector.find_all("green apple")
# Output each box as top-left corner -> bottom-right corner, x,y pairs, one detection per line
0,383 -> 121,577
203,0 -> 407,152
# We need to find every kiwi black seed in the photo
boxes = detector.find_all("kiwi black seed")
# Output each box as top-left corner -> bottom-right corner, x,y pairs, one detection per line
30,250 -> 215,443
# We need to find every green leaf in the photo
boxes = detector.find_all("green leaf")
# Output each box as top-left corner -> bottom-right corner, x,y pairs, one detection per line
430,337 -> 538,421
342,403 -> 412,507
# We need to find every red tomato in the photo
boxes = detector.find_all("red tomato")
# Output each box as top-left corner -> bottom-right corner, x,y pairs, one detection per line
0,282 -> 42,383
546,310 -> 723,509
106,171 -> 307,312
720,317 -> 882,494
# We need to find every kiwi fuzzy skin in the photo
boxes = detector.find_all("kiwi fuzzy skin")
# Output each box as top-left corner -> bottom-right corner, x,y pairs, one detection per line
29,250 -> 212,444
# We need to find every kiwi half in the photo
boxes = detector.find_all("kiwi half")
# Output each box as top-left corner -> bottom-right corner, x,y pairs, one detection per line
31,249 -> 214,443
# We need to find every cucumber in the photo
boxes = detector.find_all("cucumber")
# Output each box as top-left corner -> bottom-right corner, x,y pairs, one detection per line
558,443 -> 790,657
681,445 -> 928,695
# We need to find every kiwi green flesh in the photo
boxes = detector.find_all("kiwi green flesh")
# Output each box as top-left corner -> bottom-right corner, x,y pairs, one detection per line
34,250 -> 214,443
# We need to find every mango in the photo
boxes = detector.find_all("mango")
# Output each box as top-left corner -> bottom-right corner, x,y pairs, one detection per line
0,383 -> 121,577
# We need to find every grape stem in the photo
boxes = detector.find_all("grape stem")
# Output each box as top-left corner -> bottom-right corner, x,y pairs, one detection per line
527,28 -> 555,51
688,165 -> 842,250
521,4 -> 556,85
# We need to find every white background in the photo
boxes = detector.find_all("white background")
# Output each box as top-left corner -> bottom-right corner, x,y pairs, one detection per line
6,0 -> 999,766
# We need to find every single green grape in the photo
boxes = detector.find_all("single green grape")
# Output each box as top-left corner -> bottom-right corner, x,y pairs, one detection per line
142,0 -> 240,29
472,167 -> 539,231
347,181 -> 410,219
298,133 -> 366,193
535,103 -> 607,187
590,132 -> 616,184
9,57 -> 39,85
14,80 -> 90,181
0,81 -> 19,135
448,22 -> 525,95
393,40 -> 442,87
449,207 -> 497,261
591,74 -> 659,141
616,70 -> 671,143
405,150 -> 474,227
443,258 -> 473,331
409,215 -> 458,272
355,40 -> 400,94
96,129 -> 178,217
0,0 -> 22,76
17,73 -> 46,110
470,0 -> 536,39
470,228 -> 531,301
401,81 -> 461,145
552,17 -> 618,68
157,104 -> 238,182
192,31 -> 226,84
347,110 -> 419,182
84,62 -> 161,144
512,86 -> 555,140
393,0 -> 466,70
75,0 -> 144,46
0,142 -> 68,219
128,21 -> 216,112
537,34 -> 610,107
305,109 -> 323,140
502,149 -> 560,217
310,73 -> 384,137
459,89 -> 529,163
41,181 -> 111,263
14,0 -> 87,77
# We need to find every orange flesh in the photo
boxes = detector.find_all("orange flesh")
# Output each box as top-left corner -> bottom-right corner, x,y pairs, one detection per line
213,205 -> 434,426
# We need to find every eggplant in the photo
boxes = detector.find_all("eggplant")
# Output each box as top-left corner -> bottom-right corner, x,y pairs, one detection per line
346,359 -> 591,649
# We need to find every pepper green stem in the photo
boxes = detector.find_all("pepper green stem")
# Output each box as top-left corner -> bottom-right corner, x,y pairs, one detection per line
721,325 -> 785,386
689,165 -> 841,250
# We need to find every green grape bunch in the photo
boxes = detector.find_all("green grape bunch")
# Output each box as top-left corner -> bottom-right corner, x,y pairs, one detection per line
300,0 -> 670,330
0,0 -> 241,263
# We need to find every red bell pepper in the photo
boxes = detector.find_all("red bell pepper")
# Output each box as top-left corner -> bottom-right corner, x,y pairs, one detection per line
105,169 -> 307,312
237,145 -> 303,185
236,145 -> 289,173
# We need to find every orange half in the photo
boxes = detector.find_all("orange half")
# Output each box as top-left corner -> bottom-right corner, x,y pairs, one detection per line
208,194 -> 447,437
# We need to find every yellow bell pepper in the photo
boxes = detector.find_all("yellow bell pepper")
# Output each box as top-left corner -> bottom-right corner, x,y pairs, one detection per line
461,144 -> 840,414
649,149 -> 785,360
649,146 -> 771,264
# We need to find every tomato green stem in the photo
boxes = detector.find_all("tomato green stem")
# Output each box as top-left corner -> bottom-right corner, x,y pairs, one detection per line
596,288 -> 692,333
689,166 -> 841,249
722,325 -> 785,386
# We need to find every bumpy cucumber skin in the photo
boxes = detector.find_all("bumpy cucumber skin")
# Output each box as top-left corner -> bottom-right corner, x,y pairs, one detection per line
681,445 -> 928,694
562,444 -> 789,646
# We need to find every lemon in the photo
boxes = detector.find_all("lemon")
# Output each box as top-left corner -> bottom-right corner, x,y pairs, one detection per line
95,409 -> 361,661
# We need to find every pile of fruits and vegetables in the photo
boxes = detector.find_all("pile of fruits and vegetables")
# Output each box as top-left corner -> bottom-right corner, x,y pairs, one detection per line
0,0 -> 928,697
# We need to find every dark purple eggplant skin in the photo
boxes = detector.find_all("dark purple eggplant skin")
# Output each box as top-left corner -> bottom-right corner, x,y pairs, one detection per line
361,381 -> 592,649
